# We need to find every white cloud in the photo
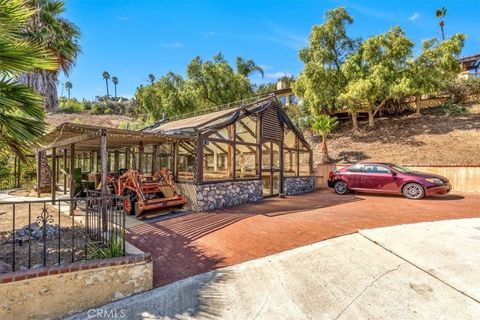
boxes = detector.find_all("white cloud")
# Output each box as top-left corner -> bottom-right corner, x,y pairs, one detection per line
265,71 -> 292,79
408,12 -> 420,21
201,31 -> 217,37
259,64 -> 273,71
159,42 -> 184,48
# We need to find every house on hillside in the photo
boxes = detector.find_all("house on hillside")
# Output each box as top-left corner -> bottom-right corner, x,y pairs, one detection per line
459,53 -> 480,79
41,95 -> 315,213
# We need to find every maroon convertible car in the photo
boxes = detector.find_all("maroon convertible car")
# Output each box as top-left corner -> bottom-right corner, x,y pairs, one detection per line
328,162 -> 451,199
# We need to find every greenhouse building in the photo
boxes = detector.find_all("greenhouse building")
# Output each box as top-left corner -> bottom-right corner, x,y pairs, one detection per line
41,95 -> 315,212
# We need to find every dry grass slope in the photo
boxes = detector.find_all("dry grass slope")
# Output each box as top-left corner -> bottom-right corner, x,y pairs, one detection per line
309,105 -> 480,165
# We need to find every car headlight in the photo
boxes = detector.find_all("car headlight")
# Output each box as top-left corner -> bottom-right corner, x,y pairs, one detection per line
425,178 -> 444,185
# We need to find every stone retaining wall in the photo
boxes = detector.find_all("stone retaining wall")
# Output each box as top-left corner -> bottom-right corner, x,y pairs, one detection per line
284,176 -> 316,195
196,180 -> 263,211
0,254 -> 153,320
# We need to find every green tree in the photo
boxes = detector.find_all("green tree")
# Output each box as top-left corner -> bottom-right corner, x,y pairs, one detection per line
395,34 -> 465,116
112,76 -> 119,98
340,26 -> 414,128
436,7 -> 447,41
293,7 -> 359,128
0,0 -> 58,159
148,73 -> 155,84
311,115 -> 338,163
65,81 -> 72,99
102,71 -> 110,98
186,52 -> 255,108
19,0 -> 81,112
235,57 -> 264,78
135,72 -> 195,121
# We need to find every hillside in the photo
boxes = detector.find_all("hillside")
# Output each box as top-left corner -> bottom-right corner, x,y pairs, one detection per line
309,104 -> 480,165
45,113 -> 132,130
46,106 -> 480,166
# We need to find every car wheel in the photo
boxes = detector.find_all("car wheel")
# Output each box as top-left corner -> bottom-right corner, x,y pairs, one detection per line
403,183 -> 425,200
334,181 -> 349,195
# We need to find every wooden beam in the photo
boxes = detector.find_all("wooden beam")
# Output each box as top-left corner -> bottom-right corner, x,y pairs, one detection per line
48,131 -> 100,149
114,150 -> 120,172
152,145 -> 158,173
125,147 -> 131,168
51,147 -> 56,204
63,149 -> 67,195
100,130 -> 107,193
69,143 -> 75,215
36,150 -> 41,198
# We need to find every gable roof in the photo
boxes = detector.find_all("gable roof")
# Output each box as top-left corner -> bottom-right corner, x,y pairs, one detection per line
142,96 -> 309,146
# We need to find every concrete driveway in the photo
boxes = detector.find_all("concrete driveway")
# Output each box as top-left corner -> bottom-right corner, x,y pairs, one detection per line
69,218 -> 480,319
125,189 -> 480,287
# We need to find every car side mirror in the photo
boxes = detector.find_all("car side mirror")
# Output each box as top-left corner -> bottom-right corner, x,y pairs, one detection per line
391,171 -> 397,177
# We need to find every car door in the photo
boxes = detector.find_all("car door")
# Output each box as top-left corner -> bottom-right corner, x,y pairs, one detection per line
360,165 -> 397,192
342,164 -> 364,189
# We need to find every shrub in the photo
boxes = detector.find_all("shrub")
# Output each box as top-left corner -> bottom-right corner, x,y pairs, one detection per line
440,101 -> 467,116
444,78 -> 480,104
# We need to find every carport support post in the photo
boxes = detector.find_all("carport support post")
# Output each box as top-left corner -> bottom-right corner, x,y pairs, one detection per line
36,150 -> 41,198
125,147 -> 131,168
152,145 -> 158,173
69,143 -> 75,215
100,129 -> 108,231
51,147 -> 56,204
63,149 -> 67,195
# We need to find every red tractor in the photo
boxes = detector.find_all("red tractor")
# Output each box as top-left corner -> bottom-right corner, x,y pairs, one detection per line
105,169 -> 187,217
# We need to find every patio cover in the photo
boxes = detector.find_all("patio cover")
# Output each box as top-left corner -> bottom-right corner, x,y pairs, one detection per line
42,122 -> 192,151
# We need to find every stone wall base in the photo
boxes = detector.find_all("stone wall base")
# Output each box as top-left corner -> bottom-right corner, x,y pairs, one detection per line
283,176 -> 316,195
196,180 -> 263,211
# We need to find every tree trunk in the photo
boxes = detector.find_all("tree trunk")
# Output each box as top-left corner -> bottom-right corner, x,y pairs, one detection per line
367,107 -> 374,128
17,70 -> 59,112
415,95 -> 422,116
351,110 -> 358,133
105,80 -> 109,98
321,137 -> 330,164
37,150 -> 51,193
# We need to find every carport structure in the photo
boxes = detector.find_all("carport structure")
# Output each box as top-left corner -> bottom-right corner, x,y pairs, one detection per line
40,123 -> 194,214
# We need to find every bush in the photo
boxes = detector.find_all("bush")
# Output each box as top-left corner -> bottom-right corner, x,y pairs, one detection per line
444,78 -> 480,104
440,101 -> 467,116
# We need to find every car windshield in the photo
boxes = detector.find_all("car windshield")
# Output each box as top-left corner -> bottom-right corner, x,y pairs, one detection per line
388,164 -> 412,173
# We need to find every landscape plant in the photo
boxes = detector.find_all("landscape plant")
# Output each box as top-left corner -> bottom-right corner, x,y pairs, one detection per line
0,0 -> 58,160
18,0 -> 81,112
310,115 -> 338,163
294,7 -> 359,130
339,26 -> 414,128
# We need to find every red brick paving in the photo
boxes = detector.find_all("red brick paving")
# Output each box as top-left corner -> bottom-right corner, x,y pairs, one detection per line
126,189 -> 480,287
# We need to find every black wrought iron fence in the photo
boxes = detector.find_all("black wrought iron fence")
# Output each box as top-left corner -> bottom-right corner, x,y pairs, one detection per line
0,192 -> 125,273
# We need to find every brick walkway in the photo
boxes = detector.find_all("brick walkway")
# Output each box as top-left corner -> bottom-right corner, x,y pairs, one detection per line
126,189 -> 480,287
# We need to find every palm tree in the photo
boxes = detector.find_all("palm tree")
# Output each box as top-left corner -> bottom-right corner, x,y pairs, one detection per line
65,81 -> 72,99
18,0 -> 81,112
102,71 -> 110,98
235,57 -> 264,78
148,74 -> 155,84
0,0 -> 58,160
112,76 -> 119,98
436,7 -> 447,41
311,115 -> 338,163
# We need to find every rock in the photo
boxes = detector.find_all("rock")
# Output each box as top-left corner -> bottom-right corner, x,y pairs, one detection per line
0,261 -> 11,273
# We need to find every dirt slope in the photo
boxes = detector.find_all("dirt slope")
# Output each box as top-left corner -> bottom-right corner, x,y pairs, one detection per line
309,105 -> 480,165
45,113 -> 132,130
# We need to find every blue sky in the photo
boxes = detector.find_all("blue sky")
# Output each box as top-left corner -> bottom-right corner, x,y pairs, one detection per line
59,0 -> 480,100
